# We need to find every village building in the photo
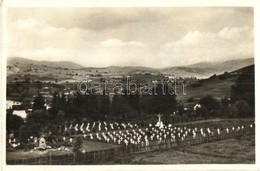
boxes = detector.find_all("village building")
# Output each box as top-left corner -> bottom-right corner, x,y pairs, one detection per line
12,110 -> 27,119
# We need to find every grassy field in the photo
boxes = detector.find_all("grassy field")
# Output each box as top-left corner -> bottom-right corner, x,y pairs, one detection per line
109,134 -> 254,164
177,74 -> 238,102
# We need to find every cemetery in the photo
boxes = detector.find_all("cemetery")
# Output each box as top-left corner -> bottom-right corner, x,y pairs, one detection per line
6,116 -> 255,164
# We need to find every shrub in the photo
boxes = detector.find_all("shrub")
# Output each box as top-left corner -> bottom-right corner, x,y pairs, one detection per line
73,137 -> 83,152
234,100 -> 252,118
187,97 -> 195,102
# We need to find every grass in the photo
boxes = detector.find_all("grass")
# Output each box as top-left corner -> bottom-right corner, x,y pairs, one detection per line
179,135 -> 255,162
110,134 -> 255,164
177,75 -> 238,102
81,140 -> 120,152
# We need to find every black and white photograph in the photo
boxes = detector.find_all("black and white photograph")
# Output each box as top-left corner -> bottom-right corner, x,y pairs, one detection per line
1,0 -> 258,170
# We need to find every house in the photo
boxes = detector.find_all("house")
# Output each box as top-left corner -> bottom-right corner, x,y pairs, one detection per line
6,100 -> 13,109
13,110 -> 27,119
6,100 -> 22,109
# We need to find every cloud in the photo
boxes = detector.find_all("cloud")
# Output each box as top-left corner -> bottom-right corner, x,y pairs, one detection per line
9,18 -> 93,51
160,26 -> 254,66
218,27 -> 253,40
98,39 -> 146,47
15,18 -> 40,29
8,8 -> 165,31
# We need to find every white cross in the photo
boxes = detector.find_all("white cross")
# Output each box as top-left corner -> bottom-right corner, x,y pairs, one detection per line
157,114 -> 162,123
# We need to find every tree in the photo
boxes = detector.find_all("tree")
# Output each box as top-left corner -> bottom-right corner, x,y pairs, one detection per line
14,77 -> 18,82
33,93 -> 46,111
66,91 -> 101,121
228,104 -> 238,118
19,109 -> 50,141
110,94 -> 128,120
187,97 -> 194,102
56,110 -> 66,124
220,97 -> 231,118
221,97 -> 230,109
231,65 -> 254,115
139,83 -> 177,123
209,109 -> 221,118
125,91 -> 141,119
199,95 -> 220,112
196,104 -> 208,120
85,93 -> 100,120
234,100 -> 251,118
7,113 -> 24,137
139,95 -> 154,116
48,91 -> 60,120
19,125 -> 31,143
98,90 -> 110,119
177,103 -> 185,116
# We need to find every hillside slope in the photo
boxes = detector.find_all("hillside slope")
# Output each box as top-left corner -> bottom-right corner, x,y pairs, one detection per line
178,64 -> 254,102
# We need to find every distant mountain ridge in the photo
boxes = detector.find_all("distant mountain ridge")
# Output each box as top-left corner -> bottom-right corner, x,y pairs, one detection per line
7,57 -> 254,78
160,58 -> 254,78
8,57 -> 84,69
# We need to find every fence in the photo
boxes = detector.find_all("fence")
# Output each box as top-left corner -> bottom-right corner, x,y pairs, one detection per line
7,153 -> 75,165
7,126 -> 254,165
76,147 -> 124,164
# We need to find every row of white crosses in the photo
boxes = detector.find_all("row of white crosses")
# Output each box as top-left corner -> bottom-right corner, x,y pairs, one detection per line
61,121 -> 139,134
84,123 -> 254,147
84,124 -> 194,146
225,125 -> 246,134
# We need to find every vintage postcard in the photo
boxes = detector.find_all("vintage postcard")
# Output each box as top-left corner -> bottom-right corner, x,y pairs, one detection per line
1,0 -> 259,171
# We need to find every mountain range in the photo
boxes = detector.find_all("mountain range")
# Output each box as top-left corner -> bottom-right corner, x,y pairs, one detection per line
7,57 -> 254,78
160,58 -> 254,78
8,57 -> 84,69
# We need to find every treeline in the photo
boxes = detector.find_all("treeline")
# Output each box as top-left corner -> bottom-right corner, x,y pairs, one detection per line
47,83 -> 177,122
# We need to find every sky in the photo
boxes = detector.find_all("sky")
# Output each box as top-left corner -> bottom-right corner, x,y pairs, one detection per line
7,8 -> 254,68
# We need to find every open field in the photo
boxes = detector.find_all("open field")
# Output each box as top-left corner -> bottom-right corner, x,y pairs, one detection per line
176,75 -> 238,101
109,134 -> 255,164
